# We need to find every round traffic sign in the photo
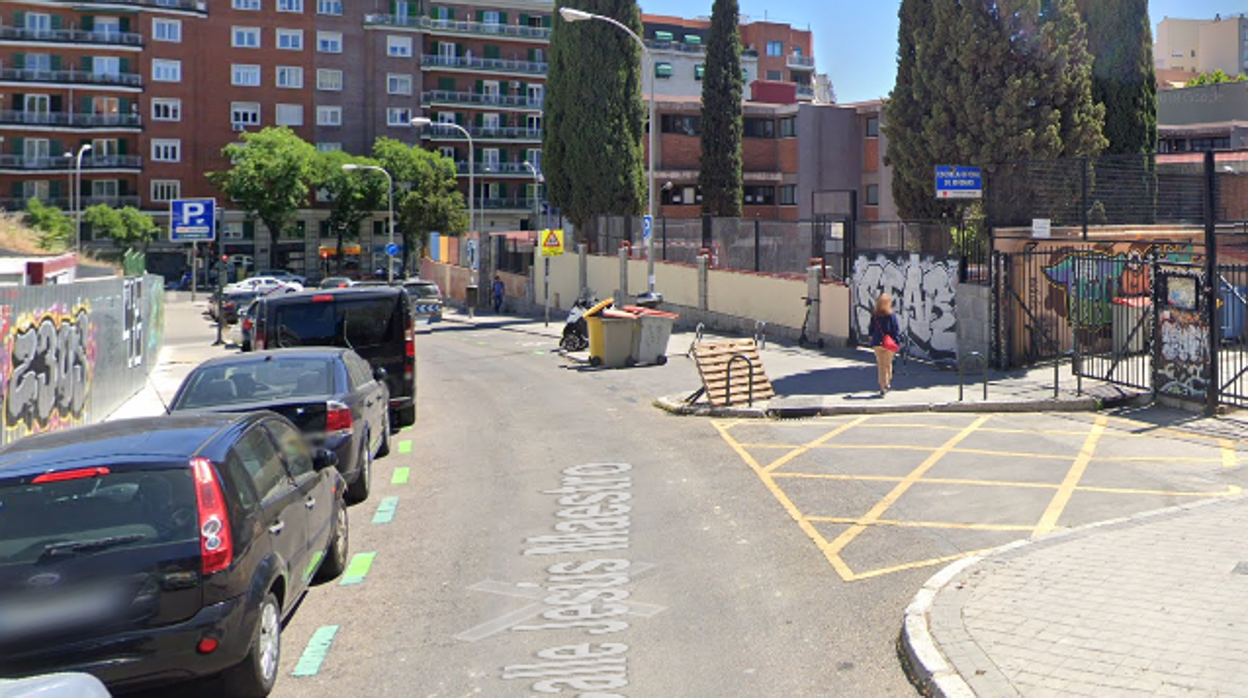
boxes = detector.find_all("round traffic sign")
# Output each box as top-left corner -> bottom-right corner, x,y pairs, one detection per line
385,242 -> 400,256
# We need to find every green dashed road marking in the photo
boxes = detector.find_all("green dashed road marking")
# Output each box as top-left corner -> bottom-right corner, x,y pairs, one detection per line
340,552 -> 377,586
372,496 -> 399,524
292,625 -> 339,677
398,440 -> 412,454
391,467 -> 410,484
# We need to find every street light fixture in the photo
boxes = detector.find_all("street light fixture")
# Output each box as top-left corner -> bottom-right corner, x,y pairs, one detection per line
412,116 -> 483,294
71,143 -> 91,257
342,163 -> 397,283
559,7 -> 658,295
522,160 -> 543,228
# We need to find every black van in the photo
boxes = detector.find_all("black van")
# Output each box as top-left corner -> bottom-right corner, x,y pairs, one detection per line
253,287 -> 417,427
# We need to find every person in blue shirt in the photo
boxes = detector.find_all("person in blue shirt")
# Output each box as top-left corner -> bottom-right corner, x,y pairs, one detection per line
869,293 -> 901,395
492,275 -> 505,313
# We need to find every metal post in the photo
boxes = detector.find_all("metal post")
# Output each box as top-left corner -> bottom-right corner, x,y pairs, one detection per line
661,216 -> 667,261
212,262 -> 225,346
386,174 -> 395,283
1081,157 -> 1089,241
754,217 -> 761,272
73,144 -> 90,257
191,241 -> 198,303
544,256 -> 550,327
1205,150 -> 1220,415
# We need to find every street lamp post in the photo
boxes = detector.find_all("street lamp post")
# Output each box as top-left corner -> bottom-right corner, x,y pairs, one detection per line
560,7 -> 657,296
342,163 -> 396,283
412,116 -> 483,306
524,160 -> 550,326
71,143 -> 91,257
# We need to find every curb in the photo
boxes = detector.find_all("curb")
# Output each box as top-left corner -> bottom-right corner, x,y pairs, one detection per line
654,394 -> 1104,418
899,494 -> 1248,698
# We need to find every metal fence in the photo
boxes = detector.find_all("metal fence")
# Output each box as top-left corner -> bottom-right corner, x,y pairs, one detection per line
854,220 -> 990,284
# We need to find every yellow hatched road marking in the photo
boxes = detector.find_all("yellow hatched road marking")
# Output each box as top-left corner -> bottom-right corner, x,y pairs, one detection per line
774,470 -> 1239,498
1033,415 -> 1108,537
762,416 -> 871,474
1221,439 -> 1238,469
806,516 -> 1039,532
822,416 -> 992,559
846,547 -> 1002,582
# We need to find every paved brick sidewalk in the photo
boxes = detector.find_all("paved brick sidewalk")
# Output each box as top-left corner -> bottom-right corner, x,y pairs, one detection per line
907,495 -> 1248,697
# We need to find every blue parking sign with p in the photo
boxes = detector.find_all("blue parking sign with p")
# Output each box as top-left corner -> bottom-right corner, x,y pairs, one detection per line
642,215 -> 653,242
170,199 -> 216,242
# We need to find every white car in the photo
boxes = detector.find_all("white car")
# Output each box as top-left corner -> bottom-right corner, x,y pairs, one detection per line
224,276 -> 303,295
0,673 -> 111,698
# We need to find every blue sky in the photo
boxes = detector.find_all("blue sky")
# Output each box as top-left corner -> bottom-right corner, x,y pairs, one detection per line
638,0 -> 1238,103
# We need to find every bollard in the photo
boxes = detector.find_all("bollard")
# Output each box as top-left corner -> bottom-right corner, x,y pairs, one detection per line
957,352 -> 988,402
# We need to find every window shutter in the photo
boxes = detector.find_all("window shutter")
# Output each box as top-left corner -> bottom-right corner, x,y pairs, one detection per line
520,13 -> 529,25
14,12 -> 25,27
51,15 -> 63,30
527,48 -> 536,62
80,96 -> 93,114
49,95 -> 62,112
498,149 -> 508,163
438,77 -> 455,91
456,43 -> 465,57
120,17 -> 130,32
498,82 -> 508,96
499,12 -> 507,23
447,8 -> 455,20
475,113 -> 483,127
498,182 -> 508,198
474,147 -> 482,162
10,94 -> 23,112
11,182 -> 21,198
81,56 -> 93,72
81,15 -> 94,31
543,15 -> 552,27
14,54 -> 25,70
119,97 -> 130,112
118,139 -> 128,155
50,181 -> 62,198
50,55 -> 62,71
455,113 -> 463,125
10,138 -> 23,155
484,45 -> 500,59
119,57 -> 130,73
475,79 -> 483,93
50,139 -> 63,156
477,10 -> 484,22
119,180 -> 130,196
389,0 -> 397,14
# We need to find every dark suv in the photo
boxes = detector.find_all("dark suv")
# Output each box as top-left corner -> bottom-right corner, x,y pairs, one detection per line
253,286 -> 417,427
0,413 -> 348,696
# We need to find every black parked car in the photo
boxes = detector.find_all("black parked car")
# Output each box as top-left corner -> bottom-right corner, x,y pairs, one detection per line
253,287 -> 417,427
0,413 -> 348,697
170,348 -> 389,503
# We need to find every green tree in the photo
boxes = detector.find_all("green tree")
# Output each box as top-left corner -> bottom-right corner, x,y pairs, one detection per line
315,150 -> 386,273
82,204 -> 159,251
1187,69 -> 1246,86
698,0 -> 744,216
372,138 -> 468,267
884,0 -> 1107,220
544,0 -> 646,240
1075,0 -> 1157,154
23,199 -> 73,251
207,127 -> 317,265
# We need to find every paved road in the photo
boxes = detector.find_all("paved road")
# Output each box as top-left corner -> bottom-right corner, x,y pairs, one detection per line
140,314 -> 1248,697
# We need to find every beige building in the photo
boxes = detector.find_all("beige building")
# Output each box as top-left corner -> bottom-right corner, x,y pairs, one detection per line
1155,15 -> 1248,77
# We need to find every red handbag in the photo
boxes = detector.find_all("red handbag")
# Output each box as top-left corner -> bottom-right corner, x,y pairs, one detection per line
876,318 -> 900,353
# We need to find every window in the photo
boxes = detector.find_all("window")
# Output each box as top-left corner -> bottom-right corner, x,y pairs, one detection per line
233,0 -> 260,8
91,138 -> 119,157
483,10 -> 501,26
779,184 -> 797,206
22,138 -> 49,164
233,27 -> 260,48
694,64 -> 705,80
766,41 -> 783,56
865,184 -> 880,206
24,12 -> 52,33
742,185 -> 775,205
25,53 -> 52,73
276,103 -> 304,126
317,106 -> 342,126
317,0 -> 343,14
866,116 -> 879,137
266,420 -> 313,478
527,83 -> 545,105
660,114 -> 701,136
525,114 -> 542,132
436,112 -> 455,125
779,116 -> 797,138
92,180 -> 119,198
655,62 -> 674,79
482,148 -> 500,170
317,31 -> 343,53
482,80 -> 500,98
526,148 -> 542,170
317,142 -> 342,152
232,64 -> 261,86
277,0 -> 304,12
151,99 -> 182,121
151,139 -> 181,162
438,147 -> 457,160
317,69 -> 343,91
152,59 -> 181,82
153,18 -> 182,42
744,118 -> 776,138
277,29 -> 304,50
23,180 -> 50,201
231,102 -> 261,127
387,35 -> 412,57
387,107 -> 412,126
482,113 -> 500,131
231,427 -> 289,502
276,66 -> 304,89
437,41 -> 456,61
765,70 -> 783,81
387,73 -> 413,95
151,180 -> 181,202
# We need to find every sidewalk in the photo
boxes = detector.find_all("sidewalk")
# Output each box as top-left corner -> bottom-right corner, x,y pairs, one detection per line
442,308 -> 1142,417
903,495 -> 1248,698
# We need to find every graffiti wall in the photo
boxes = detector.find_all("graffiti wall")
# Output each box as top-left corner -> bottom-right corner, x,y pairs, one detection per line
1155,265 -> 1210,400
0,275 -> 164,445
851,252 -> 959,361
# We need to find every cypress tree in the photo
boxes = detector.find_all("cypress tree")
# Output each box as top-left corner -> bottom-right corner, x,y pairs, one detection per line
698,0 -> 743,216
1075,0 -> 1157,154
544,0 -> 646,238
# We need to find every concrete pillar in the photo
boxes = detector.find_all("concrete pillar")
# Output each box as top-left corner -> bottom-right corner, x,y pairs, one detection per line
577,243 -> 588,300
697,253 -> 709,311
617,245 -> 629,303
806,265 -> 822,340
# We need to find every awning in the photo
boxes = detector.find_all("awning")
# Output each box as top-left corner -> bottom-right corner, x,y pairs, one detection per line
653,30 -> 673,42
684,34 -> 702,45
318,243 -> 362,257
655,62 -> 674,78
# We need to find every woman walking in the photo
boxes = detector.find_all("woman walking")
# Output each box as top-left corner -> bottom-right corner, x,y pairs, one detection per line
870,293 -> 901,396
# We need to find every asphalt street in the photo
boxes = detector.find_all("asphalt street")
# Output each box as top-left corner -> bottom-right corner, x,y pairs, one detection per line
136,310 -> 1248,697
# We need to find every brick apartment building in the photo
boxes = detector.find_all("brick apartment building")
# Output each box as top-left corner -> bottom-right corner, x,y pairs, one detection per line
0,0 -> 844,276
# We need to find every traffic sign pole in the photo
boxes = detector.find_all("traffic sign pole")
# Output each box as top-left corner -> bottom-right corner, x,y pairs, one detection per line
544,255 -> 550,328
191,241 -> 198,303
643,215 -> 655,294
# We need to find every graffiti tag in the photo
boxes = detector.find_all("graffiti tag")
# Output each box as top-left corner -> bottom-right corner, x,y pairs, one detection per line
123,278 -> 145,369
6,307 -> 92,431
852,253 -> 959,361
1157,308 -> 1209,399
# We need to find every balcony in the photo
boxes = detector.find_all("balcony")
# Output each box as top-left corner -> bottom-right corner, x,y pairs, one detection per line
0,196 -> 69,211
0,154 -> 142,171
478,197 -> 537,210
456,161 -> 539,176
0,25 -> 144,47
644,39 -> 705,54
81,195 -> 142,208
0,110 -> 142,129
421,54 -> 547,76
422,90 -> 543,111
423,125 -> 541,142
364,14 -> 551,41
796,84 -> 815,100
0,67 -> 142,88
78,0 -> 206,12
786,54 -> 816,70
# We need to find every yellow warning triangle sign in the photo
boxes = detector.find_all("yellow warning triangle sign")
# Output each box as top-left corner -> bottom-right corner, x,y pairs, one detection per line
543,231 -> 561,248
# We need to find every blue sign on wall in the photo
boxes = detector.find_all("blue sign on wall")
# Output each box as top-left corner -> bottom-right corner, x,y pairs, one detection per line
170,199 -> 217,241
934,166 -> 983,200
